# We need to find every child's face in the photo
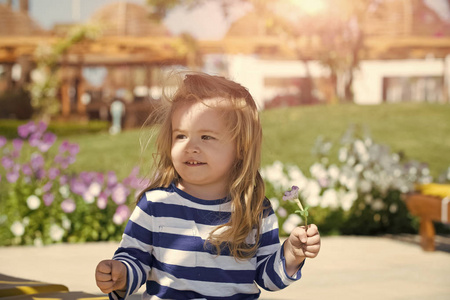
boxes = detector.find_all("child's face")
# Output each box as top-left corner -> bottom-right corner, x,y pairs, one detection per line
171,98 -> 236,200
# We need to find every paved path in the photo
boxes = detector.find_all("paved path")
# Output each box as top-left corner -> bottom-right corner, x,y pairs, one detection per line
1,236 -> 449,299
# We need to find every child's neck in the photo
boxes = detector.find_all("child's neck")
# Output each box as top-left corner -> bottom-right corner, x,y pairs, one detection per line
177,181 -> 228,200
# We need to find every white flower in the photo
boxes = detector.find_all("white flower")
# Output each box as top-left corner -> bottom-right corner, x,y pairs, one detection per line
354,164 -> 364,173
59,185 -> 70,198
34,238 -> 43,247
338,147 -> 348,162
305,195 -> 320,207
302,179 -> 321,199
340,190 -> 358,211
88,182 -> 102,197
83,191 -> 95,204
261,161 -> 289,190
322,189 -> 339,209
389,203 -> 398,214
277,207 -> 288,218
371,199 -> 385,211
364,194 -> 373,204
310,163 -> 327,180
359,180 -> 372,193
49,224 -> 64,242
62,216 -> 71,230
287,166 -> 308,190
328,164 -> 340,181
27,195 -> 41,210
11,221 -> 25,237
282,214 -> 302,233
269,197 -> 279,211
22,217 -> 30,226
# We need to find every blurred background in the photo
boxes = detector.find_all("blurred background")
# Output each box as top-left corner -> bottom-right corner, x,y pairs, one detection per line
0,0 -> 450,298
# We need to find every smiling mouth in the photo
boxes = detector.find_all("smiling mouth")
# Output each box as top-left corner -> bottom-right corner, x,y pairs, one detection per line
185,161 -> 206,165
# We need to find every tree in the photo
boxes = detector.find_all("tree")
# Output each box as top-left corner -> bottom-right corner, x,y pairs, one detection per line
146,0 -> 383,103
28,24 -> 101,122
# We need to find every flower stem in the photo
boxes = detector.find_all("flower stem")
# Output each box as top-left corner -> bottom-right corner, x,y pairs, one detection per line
294,198 -> 308,227
294,198 -> 304,211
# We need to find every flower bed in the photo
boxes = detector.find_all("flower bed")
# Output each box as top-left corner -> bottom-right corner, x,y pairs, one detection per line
0,121 -> 147,246
262,126 -> 436,236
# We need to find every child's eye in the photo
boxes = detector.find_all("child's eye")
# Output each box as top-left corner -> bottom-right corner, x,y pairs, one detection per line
175,134 -> 186,139
201,135 -> 214,140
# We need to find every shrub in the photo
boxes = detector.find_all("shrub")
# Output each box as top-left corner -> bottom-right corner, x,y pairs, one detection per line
262,126 -> 432,236
0,120 -> 109,139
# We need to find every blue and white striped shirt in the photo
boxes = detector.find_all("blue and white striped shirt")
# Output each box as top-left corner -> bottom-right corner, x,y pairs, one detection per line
111,183 -> 303,300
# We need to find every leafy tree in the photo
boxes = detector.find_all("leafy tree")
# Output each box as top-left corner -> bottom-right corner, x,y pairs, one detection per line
27,24 -> 101,122
147,0 -> 385,103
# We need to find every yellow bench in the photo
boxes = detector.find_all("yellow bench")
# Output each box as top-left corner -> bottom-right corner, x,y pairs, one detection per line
403,183 -> 450,251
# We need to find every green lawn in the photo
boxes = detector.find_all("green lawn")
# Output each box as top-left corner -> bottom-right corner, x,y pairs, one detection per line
63,103 -> 450,180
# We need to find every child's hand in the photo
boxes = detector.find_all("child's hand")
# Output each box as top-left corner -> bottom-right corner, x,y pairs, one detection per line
95,259 -> 127,294
284,224 -> 321,276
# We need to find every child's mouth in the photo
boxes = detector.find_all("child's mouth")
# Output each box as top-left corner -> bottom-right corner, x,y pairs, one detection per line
185,161 -> 205,165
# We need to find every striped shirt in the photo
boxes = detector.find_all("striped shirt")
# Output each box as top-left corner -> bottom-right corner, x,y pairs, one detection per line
111,183 -> 303,300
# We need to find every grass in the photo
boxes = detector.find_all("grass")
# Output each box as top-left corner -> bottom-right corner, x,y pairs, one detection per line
46,103 -> 450,180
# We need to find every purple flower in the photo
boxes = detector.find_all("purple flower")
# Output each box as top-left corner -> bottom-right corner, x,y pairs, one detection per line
282,185 -> 300,201
30,153 -> 44,170
1,156 -> 14,169
68,143 -> 79,156
59,175 -> 69,185
113,205 -> 130,225
18,122 -> 37,138
111,183 -> 129,205
70,178 -> 87,196
6,171 -> 19,183
42,182 -> 53,193
48,167 -> 60,180
59,141 -> 69,153
37,133 -> 56,152
22,164 -> 33,176
43,193 -> 55,206
107,171 -> 118,187
97,192 -> 108,210
61,199 -> 76,213
35,168 -> 45,180
37,121 -> 47,133
0,136 -> 7,148
28,133 -> 41,147
12,139 -> 23,150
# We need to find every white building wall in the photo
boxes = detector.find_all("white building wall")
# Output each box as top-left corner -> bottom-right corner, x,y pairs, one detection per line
353,58 -> 448,104
225,55 -> 449,108
226,55 -> 329,109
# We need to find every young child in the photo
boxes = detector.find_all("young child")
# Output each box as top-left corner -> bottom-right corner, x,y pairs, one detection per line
95,73 -> 321,299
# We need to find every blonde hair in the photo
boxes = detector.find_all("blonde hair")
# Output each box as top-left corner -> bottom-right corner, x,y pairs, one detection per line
140,72 -> 266,259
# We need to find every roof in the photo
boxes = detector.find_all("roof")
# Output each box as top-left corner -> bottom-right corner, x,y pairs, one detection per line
89,2 -> 171,37
0,4 -> 47,36
364,0 -> 450,37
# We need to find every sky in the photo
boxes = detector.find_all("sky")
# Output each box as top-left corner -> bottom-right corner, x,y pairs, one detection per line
2,0 -> 251,40
1,0 -> 449,39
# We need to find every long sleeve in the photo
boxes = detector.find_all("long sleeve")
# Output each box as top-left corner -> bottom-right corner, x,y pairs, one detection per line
110,195 -> 154,300
254,208 -> 304,291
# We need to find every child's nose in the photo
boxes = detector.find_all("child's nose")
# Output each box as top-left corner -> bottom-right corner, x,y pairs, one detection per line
185,139 -> 200,153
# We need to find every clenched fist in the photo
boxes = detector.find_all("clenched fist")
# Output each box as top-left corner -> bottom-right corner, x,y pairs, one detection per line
95,259 -> 127,294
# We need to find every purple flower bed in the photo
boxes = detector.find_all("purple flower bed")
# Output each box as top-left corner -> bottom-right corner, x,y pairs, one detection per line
0,121 -> 148,246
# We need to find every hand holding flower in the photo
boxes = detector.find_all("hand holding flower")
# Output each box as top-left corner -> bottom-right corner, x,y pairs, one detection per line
284,224 -> 321,276
282,186 -> 320,276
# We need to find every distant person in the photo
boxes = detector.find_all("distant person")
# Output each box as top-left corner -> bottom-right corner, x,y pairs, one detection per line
109,99 -> 125,135
95,72 -> 321,299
